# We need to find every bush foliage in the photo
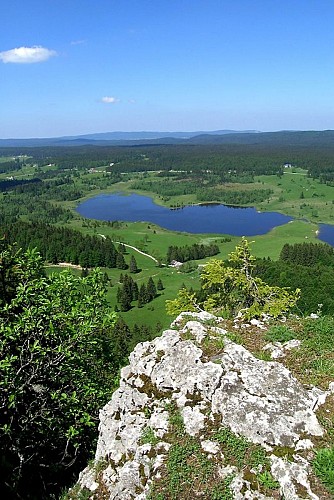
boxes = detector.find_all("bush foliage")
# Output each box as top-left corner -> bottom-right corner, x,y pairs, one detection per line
0,239 -> 119,498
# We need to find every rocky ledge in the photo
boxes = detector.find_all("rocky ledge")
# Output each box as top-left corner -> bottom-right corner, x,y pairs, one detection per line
77,312 -> 331,499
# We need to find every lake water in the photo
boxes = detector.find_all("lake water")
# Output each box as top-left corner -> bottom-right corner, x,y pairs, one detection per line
318,224 -> 334,246
76,192 -> 294,236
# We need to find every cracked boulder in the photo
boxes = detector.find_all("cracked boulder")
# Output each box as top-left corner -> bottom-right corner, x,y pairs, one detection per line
77,312 -> 328,499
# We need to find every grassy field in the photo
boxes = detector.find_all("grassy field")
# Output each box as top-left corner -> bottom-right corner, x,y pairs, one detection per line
51,216 -> 319,330
255,169 -> 334,224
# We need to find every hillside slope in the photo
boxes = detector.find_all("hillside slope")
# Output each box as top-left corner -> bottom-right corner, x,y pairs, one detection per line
73,312 -> 334,499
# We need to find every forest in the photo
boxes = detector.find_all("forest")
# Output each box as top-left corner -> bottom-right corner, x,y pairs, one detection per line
166,242 -> 220,263
2,221 -> 129,268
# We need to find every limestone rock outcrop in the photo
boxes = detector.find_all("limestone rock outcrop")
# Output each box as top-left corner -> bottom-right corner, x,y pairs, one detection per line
77,312 -> 329,499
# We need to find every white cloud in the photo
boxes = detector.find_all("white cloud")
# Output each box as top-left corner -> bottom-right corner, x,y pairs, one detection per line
0,46 -> 57,64
101,96 -> 119,104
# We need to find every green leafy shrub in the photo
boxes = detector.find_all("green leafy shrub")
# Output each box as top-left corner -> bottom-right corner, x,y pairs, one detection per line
264,325 -> 296,343
0,240 -> 119,498
167,238 -> 300,320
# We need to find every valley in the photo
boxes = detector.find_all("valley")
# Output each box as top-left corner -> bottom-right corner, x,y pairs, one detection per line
1,140 -> 334,330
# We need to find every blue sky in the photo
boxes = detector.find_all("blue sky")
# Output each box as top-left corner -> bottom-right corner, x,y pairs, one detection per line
1,0 -> 334,138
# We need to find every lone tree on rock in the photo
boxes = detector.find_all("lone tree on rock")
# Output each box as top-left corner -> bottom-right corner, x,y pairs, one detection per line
166,238 -> 300,320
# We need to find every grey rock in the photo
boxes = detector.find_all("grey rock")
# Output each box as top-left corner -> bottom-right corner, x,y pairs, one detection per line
270,454 -> 319,500
212,342 -> 324,447
201,439 -> 220,454
263,339 -> 301,359
77,311 -> 326,499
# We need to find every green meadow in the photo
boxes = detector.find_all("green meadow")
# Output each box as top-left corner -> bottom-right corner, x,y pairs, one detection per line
256,169 -> 334,223
55,216 -> 319,329
2,158 -> 334,329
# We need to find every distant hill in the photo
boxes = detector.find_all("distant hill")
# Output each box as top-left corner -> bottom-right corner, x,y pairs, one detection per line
1,129 -> 334,148
187,130 -> 334,147
0,129 -> 257,147
70,129 -> 258,141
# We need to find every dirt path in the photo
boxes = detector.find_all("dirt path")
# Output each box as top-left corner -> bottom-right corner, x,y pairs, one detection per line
45,262 -> 83,270
98,234 -> 159,264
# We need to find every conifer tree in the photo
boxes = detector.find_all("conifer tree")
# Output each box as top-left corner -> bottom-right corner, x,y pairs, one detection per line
167,238 -> 300,320
147,277 -> 157,302
132,280 -> 139,301
119,287 -> 132,311
129,255 -> 138,273
116,251 -> 127,269
118,243 -> 126,254
157,278 -> 164,290
116,286 -> 123,303
113,317 -> 132,360
138,283 -> 147,306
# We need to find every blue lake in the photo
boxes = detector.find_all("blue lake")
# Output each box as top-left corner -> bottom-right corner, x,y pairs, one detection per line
318,224 -> 334,246
77,193 -> 294,236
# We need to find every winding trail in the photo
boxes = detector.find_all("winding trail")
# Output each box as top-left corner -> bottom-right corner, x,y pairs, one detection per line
98,234 -> 159,264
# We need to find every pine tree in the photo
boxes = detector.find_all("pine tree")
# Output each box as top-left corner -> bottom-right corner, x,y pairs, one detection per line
132,280 -> 139,301
119,287 -> 132,312
157,278 -> 164,291
116,252 -> 127,270
131,324 -> 142,348
129,255 -> 138,273
118,243 -> 126,254
122,278 -> 133,302
116,286 -> 122,303
166,238 -> 300,320
146,277 -> 157,302
138,283 -> 147,307
113,317 -> 132,359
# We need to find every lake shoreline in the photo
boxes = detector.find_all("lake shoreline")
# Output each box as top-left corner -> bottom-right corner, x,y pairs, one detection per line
76,192 -> 294,237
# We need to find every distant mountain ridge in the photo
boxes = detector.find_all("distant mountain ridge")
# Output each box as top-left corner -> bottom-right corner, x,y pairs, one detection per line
69,129 -> 259,141
1,129 -> 334,148
0,129 -> 258,147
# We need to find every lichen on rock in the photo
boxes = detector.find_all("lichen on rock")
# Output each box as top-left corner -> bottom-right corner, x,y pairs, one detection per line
76,312 -> 329,499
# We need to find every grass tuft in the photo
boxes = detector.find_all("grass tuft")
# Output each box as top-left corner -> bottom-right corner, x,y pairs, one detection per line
312,447 -> 334,494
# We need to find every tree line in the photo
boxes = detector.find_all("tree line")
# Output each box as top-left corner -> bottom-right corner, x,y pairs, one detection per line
0,177 -> 42,191
5,141 -> 334,180
1,221 -> 129,269
254,242 -> 334,315
0,168 -> 121,225
167,242 -> 220,263
279,242 -> 334,267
